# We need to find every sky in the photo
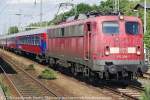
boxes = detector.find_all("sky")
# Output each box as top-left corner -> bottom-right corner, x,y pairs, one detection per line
0,0 -> 102,34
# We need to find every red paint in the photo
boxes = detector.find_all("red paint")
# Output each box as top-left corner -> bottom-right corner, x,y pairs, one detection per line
19,44 -> 41,55
47,16 -> 144,61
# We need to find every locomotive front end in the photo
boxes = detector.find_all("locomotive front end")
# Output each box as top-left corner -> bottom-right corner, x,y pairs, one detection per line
93,16 -> 148,80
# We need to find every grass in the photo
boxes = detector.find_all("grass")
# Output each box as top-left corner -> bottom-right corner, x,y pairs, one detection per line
39,69 -> 57,80
25,64 -> 35,70
140,85 -> 150,100
0,82 -> 11,99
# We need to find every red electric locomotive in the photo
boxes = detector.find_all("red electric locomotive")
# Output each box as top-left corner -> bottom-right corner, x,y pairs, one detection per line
46,13 -> 148,80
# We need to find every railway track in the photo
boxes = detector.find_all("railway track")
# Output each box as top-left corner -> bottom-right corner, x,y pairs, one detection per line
102,84 -> 143,100
0,57 -> 58,99
0,65 -> 22,99
0,51 -> 145,100
144,72 -> 150,79
138,72 -> 150,80
5,59 -> 143,100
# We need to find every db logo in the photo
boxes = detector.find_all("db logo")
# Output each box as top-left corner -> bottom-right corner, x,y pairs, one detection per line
120,48 -> 127,53
117,55 -> 128,59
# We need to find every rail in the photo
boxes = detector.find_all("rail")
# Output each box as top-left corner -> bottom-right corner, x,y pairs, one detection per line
0,55 -> 59,99
0,65 -> 23,99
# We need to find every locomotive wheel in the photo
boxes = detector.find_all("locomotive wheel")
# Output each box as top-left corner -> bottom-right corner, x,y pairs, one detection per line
104,72 -> 110,80
70,66 -> 78,76
49,58 -> 55,67
89,71 -> 96,83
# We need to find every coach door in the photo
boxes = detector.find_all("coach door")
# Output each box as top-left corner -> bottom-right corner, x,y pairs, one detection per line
84,22 -> 92,60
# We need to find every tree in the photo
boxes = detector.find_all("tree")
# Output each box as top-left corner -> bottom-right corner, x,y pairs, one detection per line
76,3 -> 92,14
8,26 -> 19,34
144,31 -> 150,49
98,0 -> 113,13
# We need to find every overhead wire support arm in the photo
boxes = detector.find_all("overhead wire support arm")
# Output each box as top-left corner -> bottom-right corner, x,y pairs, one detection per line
55,2 -> 77,22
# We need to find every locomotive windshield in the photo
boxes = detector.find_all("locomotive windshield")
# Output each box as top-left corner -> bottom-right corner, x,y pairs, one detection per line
102,21 -> 119,34
125,22 -> 139,35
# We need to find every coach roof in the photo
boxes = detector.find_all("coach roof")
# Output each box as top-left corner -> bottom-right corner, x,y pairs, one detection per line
0,27 -> 49,39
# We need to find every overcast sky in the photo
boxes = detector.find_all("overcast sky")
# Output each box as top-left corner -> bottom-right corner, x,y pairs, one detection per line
0,0 -> 102,34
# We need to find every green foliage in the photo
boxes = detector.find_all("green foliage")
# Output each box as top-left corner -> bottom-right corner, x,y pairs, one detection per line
98,0 -> 113,13
140,85 -> 150,100
0,82 -> 10,97
8,26 -> 19,34
39,69 -> 57,80
76,3 -> 93,14
25,64 -> 35,70
0,82 -> 7,93
144,31 -> 150,49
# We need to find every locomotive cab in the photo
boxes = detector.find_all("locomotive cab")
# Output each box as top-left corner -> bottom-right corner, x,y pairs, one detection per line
91,15 -> 148,80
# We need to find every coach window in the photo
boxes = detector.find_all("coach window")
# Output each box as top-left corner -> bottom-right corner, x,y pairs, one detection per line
78,24 -> 84,35
53,29 -> 55,37
35,36 -> 40,45
33,36 -> 35,45
56,28 -> 59,37
20,38 -> 22,44
37,36 -> 39,45
31,37 -> 33,45
32,36 -> 34,45
26,37 -> 28,44
67,27 -> 70,36
57,28 -> 61,37
74,25 -> 78,35
55,29 -> 57,37
29,37 -> 31,45
66,27 -> 69,36
102,21 -> 119,34
70,26 -> 74,36
23,38 -> 25,44
23,37 -> 25,44
35,36 -> 37,45
22,38 -> 24,44
61,28 -> 64,36
49,29 -> 53,38
24,37 -> 26,44
27,37 -> 30,45
60,28 -> 62,37
54,29 -> 57,37
31,36 -> 33,45
67,26 -> 70,36
19,38 -> 21,44
21,37 -> 23,44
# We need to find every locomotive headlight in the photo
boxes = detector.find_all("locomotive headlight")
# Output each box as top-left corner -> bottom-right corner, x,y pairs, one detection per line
136,46 -> 141,56
137,51 -> 141,55
119,15 -> 124,20
105,46 -> 110,56
105,51 -> 110,56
